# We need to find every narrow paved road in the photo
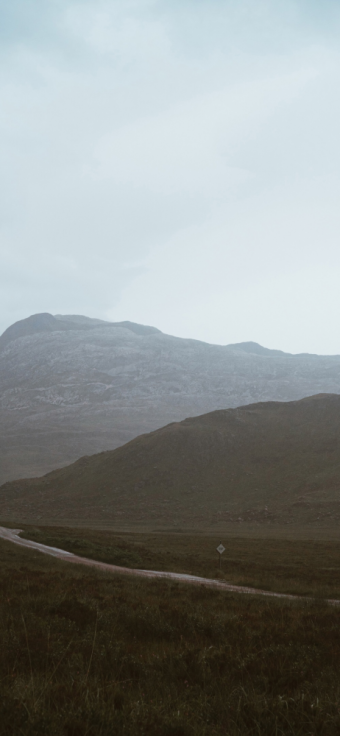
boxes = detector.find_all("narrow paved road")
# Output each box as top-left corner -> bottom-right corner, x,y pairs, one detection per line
0,525 -> 338,605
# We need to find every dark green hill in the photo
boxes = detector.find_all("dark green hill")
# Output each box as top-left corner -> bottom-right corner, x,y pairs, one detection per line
1,394 -> 340,528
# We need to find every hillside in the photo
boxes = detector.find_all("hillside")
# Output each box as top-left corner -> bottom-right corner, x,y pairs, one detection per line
2,313 -> 340,485
1,394 -> 340,528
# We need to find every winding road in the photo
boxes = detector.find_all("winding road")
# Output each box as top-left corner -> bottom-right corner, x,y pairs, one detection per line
0,525 -> 338,605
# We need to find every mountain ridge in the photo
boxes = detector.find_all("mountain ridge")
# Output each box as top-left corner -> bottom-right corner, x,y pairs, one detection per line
0,313 -> 161,352
0,312 -> 327,356
1,312 -> 340,485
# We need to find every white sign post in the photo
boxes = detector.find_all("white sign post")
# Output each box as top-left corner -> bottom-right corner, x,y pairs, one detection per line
216,543 -> 225,570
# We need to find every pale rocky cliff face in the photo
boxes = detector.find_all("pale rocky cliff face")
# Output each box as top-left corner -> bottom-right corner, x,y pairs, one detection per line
1,313 -> 340,483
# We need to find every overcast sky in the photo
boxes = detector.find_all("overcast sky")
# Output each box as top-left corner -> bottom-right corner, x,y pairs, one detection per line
1,0 -> 340,353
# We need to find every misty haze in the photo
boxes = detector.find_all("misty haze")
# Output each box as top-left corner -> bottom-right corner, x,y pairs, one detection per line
1,2 -> 340,734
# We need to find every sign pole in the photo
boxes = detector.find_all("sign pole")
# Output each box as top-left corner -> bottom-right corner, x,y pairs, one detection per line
216,542 -> 225,571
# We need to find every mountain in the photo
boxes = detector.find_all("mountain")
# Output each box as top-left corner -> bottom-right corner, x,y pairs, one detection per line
0,312 -> 160,352
1,394 -> 340,528
1,312 -> 340,485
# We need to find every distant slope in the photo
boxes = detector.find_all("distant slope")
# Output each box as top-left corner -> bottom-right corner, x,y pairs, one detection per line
0,312 -> 160,351
225,341 -> 289,357
2,312 -> 340,485
1,394 -> 340,528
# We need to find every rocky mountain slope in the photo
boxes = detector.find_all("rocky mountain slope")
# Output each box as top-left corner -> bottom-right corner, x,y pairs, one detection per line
1,394 -> 340,528
1,312 -> 340,484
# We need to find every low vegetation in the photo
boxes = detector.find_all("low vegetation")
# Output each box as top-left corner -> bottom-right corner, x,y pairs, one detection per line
1,529 -> 340,734
19,525 -> 340,598
2,394 -> 340,529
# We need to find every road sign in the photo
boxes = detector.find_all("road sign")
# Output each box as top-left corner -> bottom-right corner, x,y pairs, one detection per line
216,543 -> 225,570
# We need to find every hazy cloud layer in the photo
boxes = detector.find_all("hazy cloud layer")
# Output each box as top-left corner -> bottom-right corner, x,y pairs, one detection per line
1,0 -> 340,352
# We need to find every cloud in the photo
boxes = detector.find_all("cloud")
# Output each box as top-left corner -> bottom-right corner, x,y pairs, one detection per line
0,1 -> 340,352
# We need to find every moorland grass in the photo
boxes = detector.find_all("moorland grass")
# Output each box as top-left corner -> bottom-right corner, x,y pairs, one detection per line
1,535 -> 340,734
19,525 -> 340,598
3,394 -> 340,530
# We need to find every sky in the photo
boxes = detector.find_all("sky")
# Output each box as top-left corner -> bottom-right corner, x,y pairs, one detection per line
1,0 -> 340,354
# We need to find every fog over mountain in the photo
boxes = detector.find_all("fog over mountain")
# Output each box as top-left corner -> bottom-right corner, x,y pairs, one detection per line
2,1 -> 340,354
1,313 -> 340,485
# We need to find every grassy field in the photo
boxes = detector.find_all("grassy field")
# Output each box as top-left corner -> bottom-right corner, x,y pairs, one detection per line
19,524 -> 340,598
1,527 -> 340,734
